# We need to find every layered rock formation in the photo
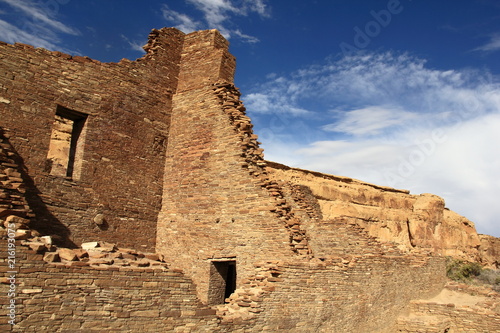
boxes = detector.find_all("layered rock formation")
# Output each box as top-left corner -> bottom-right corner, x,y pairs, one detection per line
267,161 -> 498,268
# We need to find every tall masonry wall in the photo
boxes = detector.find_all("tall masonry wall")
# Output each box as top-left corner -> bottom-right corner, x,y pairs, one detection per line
0,28 -> 185,250
156,30 -> 302,303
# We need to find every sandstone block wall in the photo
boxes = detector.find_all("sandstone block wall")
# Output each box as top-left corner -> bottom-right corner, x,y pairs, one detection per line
156,33 -> 296,302
0,243 -> 220,332
251,256 -> 446,333
0,29 -> 185,250
397,283 -> 500,332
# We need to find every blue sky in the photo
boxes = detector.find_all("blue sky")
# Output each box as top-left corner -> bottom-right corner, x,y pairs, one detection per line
1,0 -> 499,237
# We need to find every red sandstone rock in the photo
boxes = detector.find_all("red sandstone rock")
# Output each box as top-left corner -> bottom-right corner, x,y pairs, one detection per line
73,249 -> 89,259
58,248 -> 78,261
28,242 -> 47,253
81,242 -> 99,250
14,229 -> 30,240
4,215 -> 29,229
43,252 -> 60,263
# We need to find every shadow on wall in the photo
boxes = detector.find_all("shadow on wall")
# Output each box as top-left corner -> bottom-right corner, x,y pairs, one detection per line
0,126 -> 76,248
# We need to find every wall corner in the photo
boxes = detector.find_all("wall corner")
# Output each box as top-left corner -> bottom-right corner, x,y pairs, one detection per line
176,29 -> 236,92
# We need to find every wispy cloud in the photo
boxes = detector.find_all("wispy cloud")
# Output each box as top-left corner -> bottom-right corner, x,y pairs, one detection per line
474,33 -> 500,52
1,0 -> 78,35
244,90 -> 312,116
323,106 -> 418,136
120,34 -> 146,53
161,0 -> 270,42
245,52 -> 500,236
161,4 -> 202,33
0,18 -> 58,49
0,0 -> 79,52
233,29 -> 260,44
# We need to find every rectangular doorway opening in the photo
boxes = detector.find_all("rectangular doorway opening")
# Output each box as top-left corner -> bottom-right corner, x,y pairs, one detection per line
46,106 -> 88,180
208,260 -> 236,305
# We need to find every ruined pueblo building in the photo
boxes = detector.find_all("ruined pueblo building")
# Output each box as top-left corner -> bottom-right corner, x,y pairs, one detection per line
0,27 -> 499,332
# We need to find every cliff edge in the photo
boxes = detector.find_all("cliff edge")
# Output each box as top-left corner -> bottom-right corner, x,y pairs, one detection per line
266,161 -> 499,268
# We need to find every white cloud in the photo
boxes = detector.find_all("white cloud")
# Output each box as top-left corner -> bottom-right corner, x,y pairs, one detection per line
323,106 -> 418,136
233,29 -> 260,43
0,18 -> 59,49
162,0 -> 270,42
187,0 -> 236,30
0,0 -> 78,52
246,52 -> 500,237
0,0 -> 78,35
120,34 -> 146,53
161,5 -> 202,34
474,33 -> 500,52
290,114 -> 500,237
245,91 -> 311,116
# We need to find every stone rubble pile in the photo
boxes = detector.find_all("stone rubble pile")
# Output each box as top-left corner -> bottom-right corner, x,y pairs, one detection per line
0,129 -> 32,223
20,238 -> 169,270
0,128 -> 36,246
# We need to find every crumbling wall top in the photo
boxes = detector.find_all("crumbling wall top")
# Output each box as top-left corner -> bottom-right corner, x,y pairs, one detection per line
183,29 -> 230,51
142,27 -> 185,59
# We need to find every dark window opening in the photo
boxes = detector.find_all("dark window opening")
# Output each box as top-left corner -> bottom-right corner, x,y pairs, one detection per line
208,260 -> 237,305
46,106 -> 88,180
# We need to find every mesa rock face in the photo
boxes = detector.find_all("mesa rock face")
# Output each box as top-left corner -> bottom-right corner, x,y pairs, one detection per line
0,28 -> 498,332
266,162 -> 496,268
479,234 -> 500,268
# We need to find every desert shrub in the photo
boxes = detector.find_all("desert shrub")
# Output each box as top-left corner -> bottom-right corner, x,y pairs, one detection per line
446,259 -> 482,282
476,268 -> 500,288
446,258 -> 500,291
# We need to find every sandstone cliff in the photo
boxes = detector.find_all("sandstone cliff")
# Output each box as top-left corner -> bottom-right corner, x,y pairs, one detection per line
266,161 -> 498,268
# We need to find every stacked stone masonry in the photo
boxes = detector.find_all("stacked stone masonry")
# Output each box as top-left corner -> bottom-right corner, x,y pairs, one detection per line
1,27 -> 499,332
397,283 -> 500,332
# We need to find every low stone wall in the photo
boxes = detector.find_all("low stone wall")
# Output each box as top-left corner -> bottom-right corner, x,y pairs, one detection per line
245,256 -> 446,333
397,283 -> 500,332
0,243 -> 219,332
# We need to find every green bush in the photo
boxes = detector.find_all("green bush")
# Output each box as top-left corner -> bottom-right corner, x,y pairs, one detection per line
446,259 -> 482,282
446,258 -> 500,291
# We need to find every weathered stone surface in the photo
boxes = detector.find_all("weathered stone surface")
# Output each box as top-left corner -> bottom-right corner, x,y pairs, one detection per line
14,229 -> 31,240
266,162 -> 495,266
43,252 -> 60,263
397,282 -> 500,332
40,235 -> 53,245
4,215 -> 29,228
478,234 -> 500,268
58,248 -> 78,261
81,242 -> 100,250
28,242 -> 47,253
93,214 -> 106,226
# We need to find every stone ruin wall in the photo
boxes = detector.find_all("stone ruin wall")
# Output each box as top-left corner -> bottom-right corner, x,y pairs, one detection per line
0,128 -> 449,332
4,122 -> 498,332
0,28 -> 186,250
0,27 -> 499,332
156,30 -> 310,304
0,243 -> 220,332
